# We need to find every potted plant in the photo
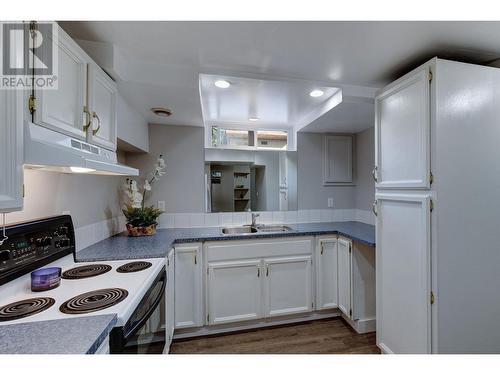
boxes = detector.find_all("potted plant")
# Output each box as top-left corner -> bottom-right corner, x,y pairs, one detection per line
122,155 -> 166,236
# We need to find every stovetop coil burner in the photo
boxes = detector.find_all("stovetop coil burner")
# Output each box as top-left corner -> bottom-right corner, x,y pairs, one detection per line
0,297 -> 55,322
116,261 -> 153,273
61,264 -> 112,279
59,288 -> 128,314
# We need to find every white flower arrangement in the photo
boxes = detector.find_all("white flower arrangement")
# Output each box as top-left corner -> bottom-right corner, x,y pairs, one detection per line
123,155 -> 166,228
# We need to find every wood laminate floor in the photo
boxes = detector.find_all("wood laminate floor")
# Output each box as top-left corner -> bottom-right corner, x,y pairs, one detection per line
170,318 -> 380,354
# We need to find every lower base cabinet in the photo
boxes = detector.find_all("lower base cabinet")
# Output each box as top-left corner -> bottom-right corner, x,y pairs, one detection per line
207,259 -> 262,325
174,243 -> 203,329
337,237 -> 352,317
264,256 -> 313,317
205,238 -> 314,326
173,236 -> 375,337
165,249 -> 175,351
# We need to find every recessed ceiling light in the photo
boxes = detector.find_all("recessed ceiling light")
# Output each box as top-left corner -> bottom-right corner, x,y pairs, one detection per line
215,80 -> 230,88
151,107 -> 173,117
248,117 -> 259,122
309,89 -> 324,98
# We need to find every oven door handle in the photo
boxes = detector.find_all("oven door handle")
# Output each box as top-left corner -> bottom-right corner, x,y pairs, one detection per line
123,270 -> 166,340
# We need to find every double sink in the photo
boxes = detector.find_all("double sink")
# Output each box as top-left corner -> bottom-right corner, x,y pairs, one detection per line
221,224 -> 293,235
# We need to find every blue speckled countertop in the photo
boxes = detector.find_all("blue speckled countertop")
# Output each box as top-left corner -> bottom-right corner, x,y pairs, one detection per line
0,314 -> 116,354
76,221 -> 375,262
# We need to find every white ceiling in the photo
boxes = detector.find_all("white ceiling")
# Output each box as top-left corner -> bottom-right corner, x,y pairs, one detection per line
199,74 -> 340,129
60,21 -> 500,133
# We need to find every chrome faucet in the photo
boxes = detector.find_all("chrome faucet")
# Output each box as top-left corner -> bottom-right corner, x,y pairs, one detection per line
251,213 -> 260,227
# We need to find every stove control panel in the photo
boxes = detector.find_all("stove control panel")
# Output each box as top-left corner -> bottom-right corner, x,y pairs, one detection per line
0,216 -> 75,286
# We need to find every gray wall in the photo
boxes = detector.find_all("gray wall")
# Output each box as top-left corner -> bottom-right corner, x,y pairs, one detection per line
6,170 -> 123,228
126,124 -> 205,213
354,127 -> 375,210
297,132 -> 356,209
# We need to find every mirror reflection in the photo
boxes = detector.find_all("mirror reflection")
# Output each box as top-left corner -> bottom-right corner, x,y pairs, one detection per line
205,150 -> 297,212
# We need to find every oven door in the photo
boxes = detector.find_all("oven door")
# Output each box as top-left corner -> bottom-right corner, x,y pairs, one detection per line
110,266 -> 166,354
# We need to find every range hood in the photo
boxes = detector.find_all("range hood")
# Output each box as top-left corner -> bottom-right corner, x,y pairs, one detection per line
24,122 -> 139,176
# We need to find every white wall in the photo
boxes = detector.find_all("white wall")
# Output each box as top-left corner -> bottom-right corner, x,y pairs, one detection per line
6,169 -> 123,228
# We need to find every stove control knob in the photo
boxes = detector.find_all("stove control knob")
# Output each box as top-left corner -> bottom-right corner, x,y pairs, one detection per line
42,237 -> 52,246
58,226 -> 69,236
59,238 -> 71,248
0,250 -> 11,262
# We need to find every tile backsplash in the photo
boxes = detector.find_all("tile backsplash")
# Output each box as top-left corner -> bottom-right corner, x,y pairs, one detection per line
158,209 -> 375,229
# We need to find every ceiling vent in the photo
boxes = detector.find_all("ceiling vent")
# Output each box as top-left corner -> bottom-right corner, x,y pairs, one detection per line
151,107 -> 173,117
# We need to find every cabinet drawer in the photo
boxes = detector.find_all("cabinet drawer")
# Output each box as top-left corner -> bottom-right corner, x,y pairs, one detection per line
205,237 -> 313,261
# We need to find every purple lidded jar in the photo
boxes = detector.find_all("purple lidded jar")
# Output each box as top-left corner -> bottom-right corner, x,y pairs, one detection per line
31,267 -> 61,292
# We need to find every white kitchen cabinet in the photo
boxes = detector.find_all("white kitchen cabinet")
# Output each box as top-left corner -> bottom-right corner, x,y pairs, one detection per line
374,65 -> 431,189
165,249 -> 175,351
207,259 -> 262,325
87,63 -> 117,151
337,237 -> 352,318
263,255 -> 313,317
174,243 -> 203,329
33,25 -> 88,140
375,193 -> 431,354
0,87 -> 24,212
323,134 -> 353,185
315,237 -> 338,310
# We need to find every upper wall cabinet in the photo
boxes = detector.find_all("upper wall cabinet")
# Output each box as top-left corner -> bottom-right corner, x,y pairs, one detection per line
374,66 -> 431,189
87,64 -> 117,151
32,24 -> 117,151
323,135 -> 353,185
33,25 -> 88,140
0,89 -> 24,213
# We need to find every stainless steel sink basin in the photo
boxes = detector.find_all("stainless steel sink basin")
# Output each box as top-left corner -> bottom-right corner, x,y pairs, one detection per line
221,226 -> 258,235
220,224 -> 293,235
257,225 -> 293,232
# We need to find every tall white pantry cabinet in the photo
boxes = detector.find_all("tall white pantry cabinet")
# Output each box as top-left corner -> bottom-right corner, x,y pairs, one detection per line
374,57 -> 500,354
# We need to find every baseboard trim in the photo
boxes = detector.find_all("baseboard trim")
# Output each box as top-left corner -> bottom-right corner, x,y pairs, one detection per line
341,313 -> 376,334
173,310 -> 340,340
378,342 -> 394,354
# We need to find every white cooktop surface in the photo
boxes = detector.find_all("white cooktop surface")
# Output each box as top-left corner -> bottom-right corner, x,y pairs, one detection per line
0,255 -> 165,326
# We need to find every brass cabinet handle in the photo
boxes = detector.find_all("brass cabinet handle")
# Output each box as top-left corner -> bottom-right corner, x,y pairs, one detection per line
91,111 -> 101,135
372,200 -> 378,216
372,166 -> 378,182
83,106 -> 92,132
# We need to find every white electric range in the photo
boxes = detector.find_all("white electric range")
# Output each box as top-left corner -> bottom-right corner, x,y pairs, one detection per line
0,215 -> 166,353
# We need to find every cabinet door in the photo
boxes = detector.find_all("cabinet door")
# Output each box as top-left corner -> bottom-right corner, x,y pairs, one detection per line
337,237 -> 352,318
0,88 -> 23,212
316,237 -> 338,310
375,194 -> 431,354
375,65 -> 431,189
207,259 -> 262,325
174,244 -> 203,329
87,64 -> 117,150
263,256 -> 313,317
165,249 -> 175,348
323,135 -> 353,185
33,25 -> 88,140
